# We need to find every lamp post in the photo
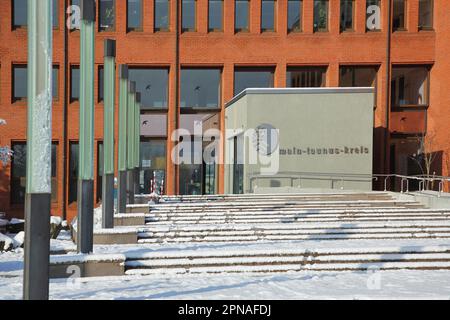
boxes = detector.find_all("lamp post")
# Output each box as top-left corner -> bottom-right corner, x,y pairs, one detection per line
77,0 -> 96,253
23,0 -> 53,300
127,82 -> 136,204
117,65 -> 128,213
102,39 -> 116,228
134,93 -> 141,196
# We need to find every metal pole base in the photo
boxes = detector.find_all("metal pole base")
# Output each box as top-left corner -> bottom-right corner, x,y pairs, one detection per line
23,193 -> 51,300
127,169 -> 135,205
117,170 -> 127,213
77,179 -> 94,253
102,173 -> 114,228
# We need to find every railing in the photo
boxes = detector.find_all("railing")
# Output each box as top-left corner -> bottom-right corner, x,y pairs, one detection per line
248,172 -> 450,196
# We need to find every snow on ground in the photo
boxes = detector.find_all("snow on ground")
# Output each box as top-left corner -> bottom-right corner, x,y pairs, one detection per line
1,238 -> 450,299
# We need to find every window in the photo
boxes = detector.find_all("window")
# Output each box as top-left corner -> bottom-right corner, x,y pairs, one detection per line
235,0 -> 249,32
181,69 -> 221,109
98,66 -> 104,102
13,0 -> 59,28
127,0 -> 142,31
286,67 -> 326,88
208,0 -> 223,31
340,66 -> 378,106
13,65 -> 59,102
11,142 -> 58,204
129,68 -> 169,109
234,67 -> 274,96
393,0 -> 406,31
261,0 -> 275,32
70,66 -> 80,102
313,0 -> 328,32
391,66 -> 430,107
340,0 -> 354,32
140,140 -> 167,194
287,0 -> 302,32
182,0 -> 196,31
155,0 -> 170,31
99,0 -> 115,31
366,0 -> 381,31
68,142 -> 78,204
419,0 -> 433,30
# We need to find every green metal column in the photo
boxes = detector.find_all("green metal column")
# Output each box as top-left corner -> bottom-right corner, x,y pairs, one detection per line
23,0 -> 52,300
117,65 -> 128,213
134,93 -> 141,195
102,39 -> 116,228
127,82 -> 136,204
77,0 -> 96,253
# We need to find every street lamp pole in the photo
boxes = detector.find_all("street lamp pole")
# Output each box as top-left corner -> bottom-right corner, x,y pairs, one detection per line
23,0 -> 53,300
127,82 -> 136,204
117,65 -> 128,213
102,39 -> 116,228
77,0 -> 96,253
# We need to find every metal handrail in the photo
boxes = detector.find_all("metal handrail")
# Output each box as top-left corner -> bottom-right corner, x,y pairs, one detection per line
247,172 -> 450,195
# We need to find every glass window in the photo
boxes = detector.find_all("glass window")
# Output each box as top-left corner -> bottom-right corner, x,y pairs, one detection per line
261,0 -> 275,32
340,0 -> 354,32
208,0 -> 223,31
182,0 -> 196,31
366,0 -> 381,31
419,0 -> 433,30
13,65 -> 59,102
127,0 -> 142,31
393,0 -> 406,31
391,66 -> 430,107
140,140 -> 167,194
68,142 -> 79,204
181,69 -> 221,108
11,142 -> 58,204
141,114 -> 168,137
287,0 -> 302,32
97,142 -> 103,202
234,68 -> 274,96
155,0 -> 170,31
70,66 -> 80,102
340,66 -> 378,106
286,67 -> 326,88
235,0 -> 249,32
313,0 -> 328,32
129,68 -> 169,109
99,0 -> 115,31
13,0 -> 59,28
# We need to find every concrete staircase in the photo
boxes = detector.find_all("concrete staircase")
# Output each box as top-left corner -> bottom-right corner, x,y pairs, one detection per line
120,192 -> 450,275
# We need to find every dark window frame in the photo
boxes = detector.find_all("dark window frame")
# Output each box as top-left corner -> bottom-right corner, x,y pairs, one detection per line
128,66 -> 170,110
70,65 -> 80,103
261,0 -> 276,33
208,0 -> 224,32
233,67 -> 275,96
390,65 -> 431,110
340,0 -> 355,33
127,0 -> 144,32
393,0 -> 407,32
418,0 -> 434,31
154,0 -> 171,32
182,0 -> 197,32
287,0 -> 302,33
313,0 -> 329,33
98,0 -> 116,32
286,66 -> 327,88
12,0 -> 60,30
339,65 -> 379,108
180,67 -> 222,111
235,0 -> 250,33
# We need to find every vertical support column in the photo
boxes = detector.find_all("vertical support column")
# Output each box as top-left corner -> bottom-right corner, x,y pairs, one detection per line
77,0 -> 96,254
23,0 -> 53,300
117,65 -> 128,213
127,82 -> 136,204
102,39 -> 116,228
134,92 -> 141,196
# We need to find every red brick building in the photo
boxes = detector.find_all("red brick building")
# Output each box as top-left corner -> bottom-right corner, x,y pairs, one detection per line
0,0 -> 449,221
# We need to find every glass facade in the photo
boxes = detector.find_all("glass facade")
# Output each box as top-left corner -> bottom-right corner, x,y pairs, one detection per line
391,66 -> 429,107
419,0 -> 433,30
340,0 -> 354,32
127,0 -> 143,31
287,0 -> 302,32
99,0 -> 115,31
129,68 -> 169,109
313,0 -> 329,32
234,68 -> 274,96
208,0 -> 223,31
235,0 -> 249,32
180,69 -> 221,108
13,65 -> 59,102
261,0 -> 276,32
286,67 -> 326,88
70,66 -> 80,102
182,0 -> 196,31
155,0 -> 170,31
393,0 -> 406,31
140,140 -> 167,194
